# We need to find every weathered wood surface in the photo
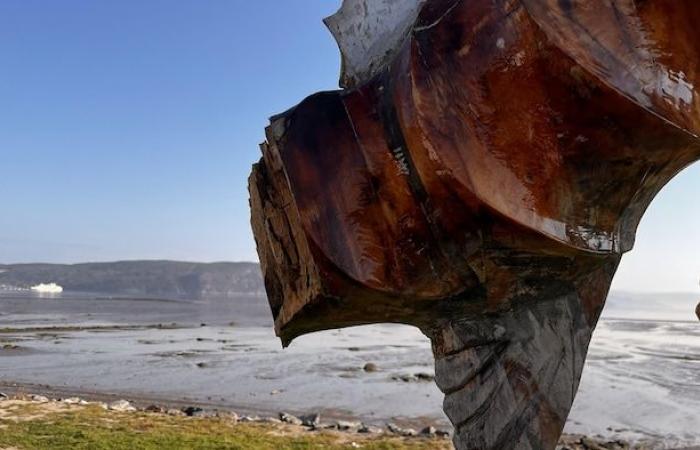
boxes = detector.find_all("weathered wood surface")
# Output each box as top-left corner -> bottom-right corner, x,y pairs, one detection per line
433,262 -> 618,449
249,1 -> 700,449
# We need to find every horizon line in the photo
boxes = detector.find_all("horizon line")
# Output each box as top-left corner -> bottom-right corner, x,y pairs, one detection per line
0,259 -> 260,266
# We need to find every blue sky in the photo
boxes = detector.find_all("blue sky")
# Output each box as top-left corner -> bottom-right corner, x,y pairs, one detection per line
1,1 -> 698,293
0,1 -> 340,264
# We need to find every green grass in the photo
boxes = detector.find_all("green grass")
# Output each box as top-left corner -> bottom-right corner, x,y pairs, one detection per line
0,402 -> 451,450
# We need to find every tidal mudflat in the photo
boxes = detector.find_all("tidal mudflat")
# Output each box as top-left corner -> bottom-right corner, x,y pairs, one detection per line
0,291 -> 698,448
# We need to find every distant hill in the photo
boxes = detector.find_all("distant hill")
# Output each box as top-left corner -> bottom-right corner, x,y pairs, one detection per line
0,261 -> 264,298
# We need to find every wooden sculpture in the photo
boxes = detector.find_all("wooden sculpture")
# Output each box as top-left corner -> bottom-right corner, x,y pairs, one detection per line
249,1 -> 700,448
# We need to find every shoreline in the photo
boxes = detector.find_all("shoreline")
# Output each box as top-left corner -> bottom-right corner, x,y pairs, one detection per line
2,297 -> 698,448
0,390 -> 451,450
0,380 -> 444,431
1,387 -> 698,450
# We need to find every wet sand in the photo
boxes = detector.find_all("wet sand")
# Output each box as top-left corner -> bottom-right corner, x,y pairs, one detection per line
1,291 -> 698,448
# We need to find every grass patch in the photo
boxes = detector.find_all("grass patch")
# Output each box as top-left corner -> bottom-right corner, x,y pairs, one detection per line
0,402 -> 451,450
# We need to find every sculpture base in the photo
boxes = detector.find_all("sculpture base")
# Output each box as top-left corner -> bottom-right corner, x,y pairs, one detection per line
430,285 -> 611,450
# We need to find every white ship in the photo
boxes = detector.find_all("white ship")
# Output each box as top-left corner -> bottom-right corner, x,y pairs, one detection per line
30,283 -> 64,294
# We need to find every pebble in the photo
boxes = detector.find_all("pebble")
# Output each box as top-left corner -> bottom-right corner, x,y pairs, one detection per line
363,363 -> 378,372
336,420 -> 361,431
420,426 -> 436,436
358,424 -> 383,434
391,372 -> 435,382
31,395 -> 49,403
415,372 -> 435,382
392,374 -> 417,383
386,423 -> 417,436
182,406 -> 205,417
300,413 -> 321,428
279,412 -> 302,425
557,435 -> 632,450
108,400 -> 136,412
144,404 -> 165,413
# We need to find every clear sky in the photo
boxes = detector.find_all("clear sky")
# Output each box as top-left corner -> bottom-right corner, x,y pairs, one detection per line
1,1 -> 698,293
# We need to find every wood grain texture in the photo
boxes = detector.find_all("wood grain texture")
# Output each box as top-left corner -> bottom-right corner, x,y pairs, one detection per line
249,0 -> 700,448
431,260 -> 619,450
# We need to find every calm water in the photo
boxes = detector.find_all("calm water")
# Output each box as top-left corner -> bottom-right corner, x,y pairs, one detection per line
0,291 -> 698,447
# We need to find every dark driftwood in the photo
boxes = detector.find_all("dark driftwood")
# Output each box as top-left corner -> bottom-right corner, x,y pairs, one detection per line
249,1 -> 700,449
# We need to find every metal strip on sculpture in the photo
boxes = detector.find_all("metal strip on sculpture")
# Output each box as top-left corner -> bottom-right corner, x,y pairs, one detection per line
248,1 -> 700,449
